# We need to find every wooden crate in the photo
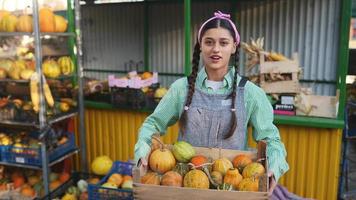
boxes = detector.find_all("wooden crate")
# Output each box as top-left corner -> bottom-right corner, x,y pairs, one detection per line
260,53 -> 300,94
133,142 -> 269,200
296,92 -> 339,118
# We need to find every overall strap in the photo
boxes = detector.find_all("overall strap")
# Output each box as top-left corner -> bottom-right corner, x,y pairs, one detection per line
238,76 -> 248,88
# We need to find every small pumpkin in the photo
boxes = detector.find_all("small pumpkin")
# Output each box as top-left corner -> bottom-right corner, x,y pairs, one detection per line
217,183 -> 233,191
16,15 -> 33,32
107,173 -> 123,187
122,175 -> 132,182
211,171 -> 223,185
39,8 -> 55,32
183,169 -> 209,189
0,14 -> 18,32
140,172 -> 160,185
42,59 -> 61,78
232,154 -> 252,173
20,187 -> 35,197
58,56 -> 74,75
54,15 -> 68,32
173,163 -> 190,177
59,172 -> 71,183
161,171 -> 182,187
190,155 -> 208,170
242,162 -> 265,178
149,137 -> 176,174
50,180 -> 62,190
212,158 -> 233,176
238,177 -> 259,192
172,141 -> 195,163
223,168 -> 243,190
13,176 -> 25,189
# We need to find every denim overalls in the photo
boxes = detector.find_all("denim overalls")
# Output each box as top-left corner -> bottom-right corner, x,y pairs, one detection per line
178,77 -> 248,150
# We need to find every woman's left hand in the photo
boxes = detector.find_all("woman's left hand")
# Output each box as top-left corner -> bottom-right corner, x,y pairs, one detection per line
268,171 -> 277,196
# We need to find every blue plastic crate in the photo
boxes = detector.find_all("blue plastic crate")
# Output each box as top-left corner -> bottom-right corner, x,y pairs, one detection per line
88,161 -> 134,200
0,133 -> 75,166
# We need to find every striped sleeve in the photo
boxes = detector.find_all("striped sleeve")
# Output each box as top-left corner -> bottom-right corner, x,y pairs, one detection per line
249,85 -> 289,182
134,78 -> 186,164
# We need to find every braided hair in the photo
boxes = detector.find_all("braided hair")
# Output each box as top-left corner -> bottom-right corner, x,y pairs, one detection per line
179,18 -> 240,140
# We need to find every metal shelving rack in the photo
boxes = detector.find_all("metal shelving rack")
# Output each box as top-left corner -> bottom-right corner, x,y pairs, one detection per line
0,0 -> 86,199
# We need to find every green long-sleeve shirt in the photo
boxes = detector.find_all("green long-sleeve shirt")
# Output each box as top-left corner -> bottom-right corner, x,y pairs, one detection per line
134,67 -> 289,182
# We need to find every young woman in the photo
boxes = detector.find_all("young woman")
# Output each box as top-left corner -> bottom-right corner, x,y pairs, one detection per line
134,11 -> 289,195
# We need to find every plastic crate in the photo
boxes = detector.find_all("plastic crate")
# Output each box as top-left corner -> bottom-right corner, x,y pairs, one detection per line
0,133 -> 75,166
88,161 -> 134,200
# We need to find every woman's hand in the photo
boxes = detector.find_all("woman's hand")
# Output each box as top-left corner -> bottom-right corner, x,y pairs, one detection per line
268,171 -> 277,196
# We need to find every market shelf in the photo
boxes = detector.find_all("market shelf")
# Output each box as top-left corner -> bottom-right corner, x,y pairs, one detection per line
0,78 -> 29,83
0,110 -> 78,128
0,148 -> 79,170
0,32 -> 76,37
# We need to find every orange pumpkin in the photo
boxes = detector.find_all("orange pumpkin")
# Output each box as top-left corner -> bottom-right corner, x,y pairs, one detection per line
223,168 -> 243,190
50,180 -> 62,191
141,72 -> 152,80
140,172 -> 160,185
232,154 -> 252,173
54,15 -> 67,32
13,176 -> 25,189
242,162 -> 265,178
16,15 -> 33,32
21,187 -> 35,197
107,173 -> 123,187
190,155 -> 208,170
183,169 -> 209,189
39,8 -> 55,32
161,171 -> 182,187
88,177 -> 100,184
0,14 -> 18,32
122,175 -> 132,182
149,148 -> 176,174
59,172 -> 70,183
212,158 -> 233,176
238,177 -> 259,191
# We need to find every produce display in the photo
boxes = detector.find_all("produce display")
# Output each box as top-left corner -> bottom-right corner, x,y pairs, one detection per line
0,129 -> 74,166
0,7 -> 67,33
0,166 -> 74,199
139,136 -> 266,192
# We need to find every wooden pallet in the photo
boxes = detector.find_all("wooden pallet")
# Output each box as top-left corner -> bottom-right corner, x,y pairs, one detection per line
260,53 -> 300,94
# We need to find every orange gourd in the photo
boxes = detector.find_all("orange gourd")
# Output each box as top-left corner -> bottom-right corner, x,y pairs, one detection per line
21,187 -> 35,197
59,172 -> 70,183
13,176 -> 25,189
190,155 -> 208,170
223,168 -> 243,190
140,172 -> 160,185
149,136 -> 176,174
232,154 -> 252,173
161,171 -> 182,187
107,173 -> 123,187
39,8 -> 55,32
50,180 -> 62,191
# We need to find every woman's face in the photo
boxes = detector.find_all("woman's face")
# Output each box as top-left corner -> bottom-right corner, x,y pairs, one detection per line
201,27 -> 236,72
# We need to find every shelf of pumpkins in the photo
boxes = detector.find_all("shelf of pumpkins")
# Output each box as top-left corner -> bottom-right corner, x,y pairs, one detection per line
0,6 -> 82,200
133,136 -> 268,200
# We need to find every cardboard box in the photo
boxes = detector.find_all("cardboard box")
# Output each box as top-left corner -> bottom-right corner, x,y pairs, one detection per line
133,142 -> 269,200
